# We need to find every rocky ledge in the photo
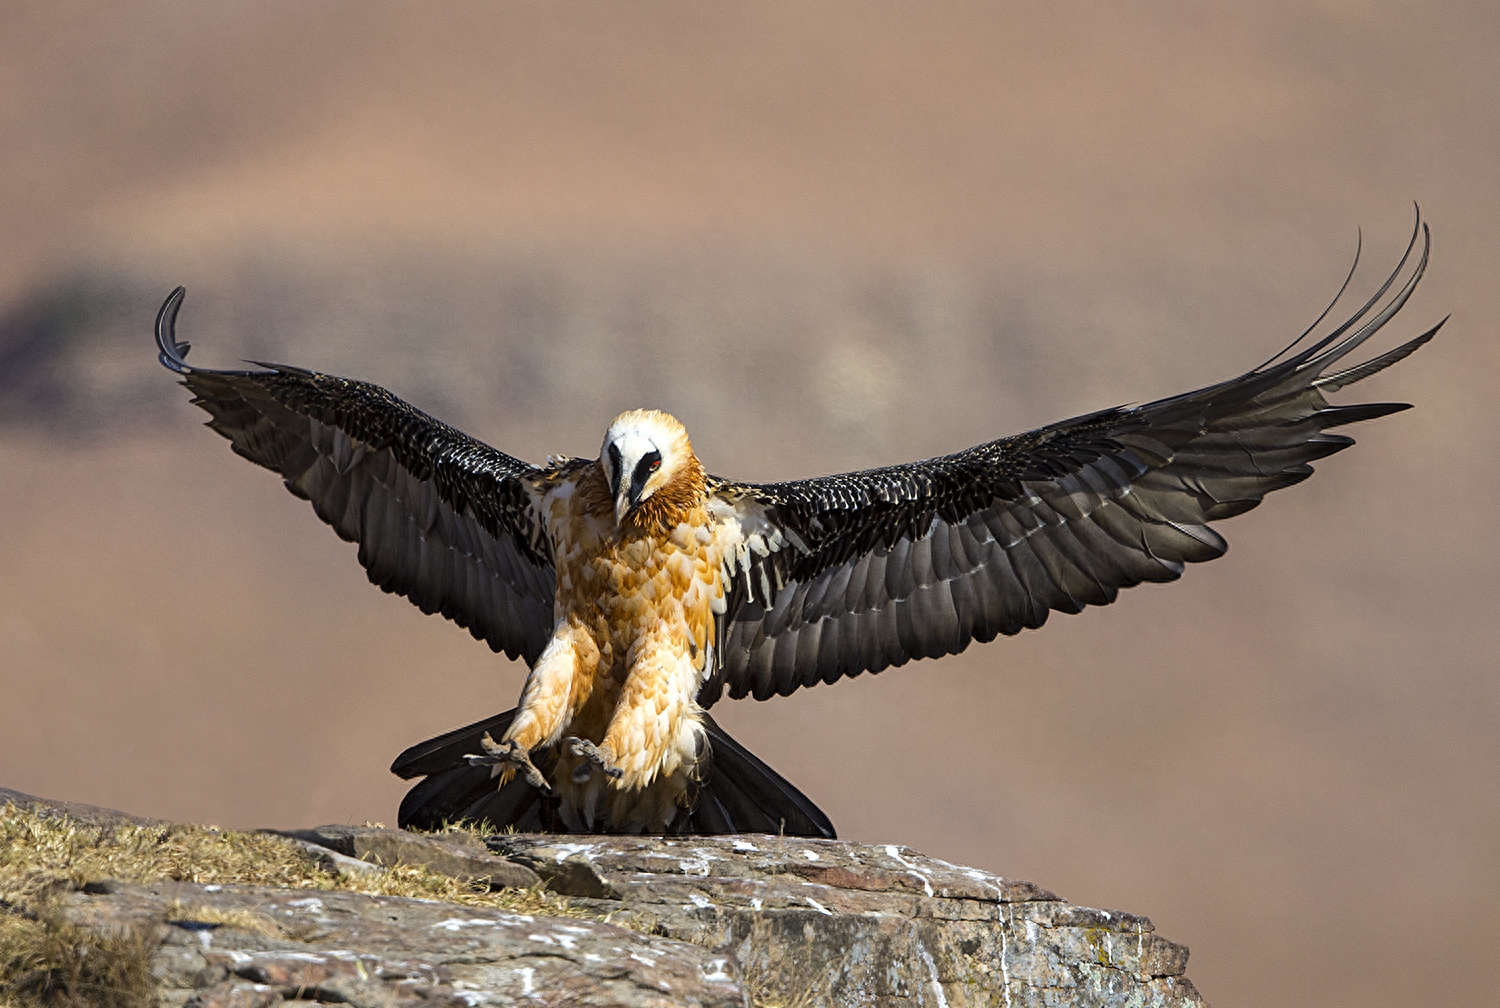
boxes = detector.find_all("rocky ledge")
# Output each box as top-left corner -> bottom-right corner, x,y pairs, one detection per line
2,789 -> 1208,1007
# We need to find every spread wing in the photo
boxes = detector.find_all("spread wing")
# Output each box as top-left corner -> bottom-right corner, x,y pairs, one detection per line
155,288 -> 557,665
702,217 -> 1441,703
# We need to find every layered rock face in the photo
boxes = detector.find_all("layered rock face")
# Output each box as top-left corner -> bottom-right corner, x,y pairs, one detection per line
490,833 -> 1205,1007
61,878 -> 744,1008
5,790 -> 1207,1007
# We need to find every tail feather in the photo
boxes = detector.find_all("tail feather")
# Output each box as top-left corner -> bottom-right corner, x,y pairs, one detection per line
698,713 -> 835,836
391,709 -> 516,779
391,709 -> 836,838
459,771 -> 550,833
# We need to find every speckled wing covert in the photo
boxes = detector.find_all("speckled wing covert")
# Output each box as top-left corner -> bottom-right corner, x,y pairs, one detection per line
702,217 -> 1441,704
155,288 -> 557,665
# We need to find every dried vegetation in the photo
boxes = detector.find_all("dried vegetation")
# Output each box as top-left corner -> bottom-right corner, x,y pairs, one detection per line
0,801 -> 585,1007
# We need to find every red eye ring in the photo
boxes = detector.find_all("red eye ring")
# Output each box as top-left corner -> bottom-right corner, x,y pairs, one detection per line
650,459 -> 662,470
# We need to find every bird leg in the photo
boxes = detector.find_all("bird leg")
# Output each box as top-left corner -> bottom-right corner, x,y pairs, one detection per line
599,639 -> 706,792
563,736 -> 624,780
465,733 -> 553,793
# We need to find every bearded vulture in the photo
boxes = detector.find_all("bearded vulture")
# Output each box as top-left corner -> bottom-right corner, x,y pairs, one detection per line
155,216 -> 1440,837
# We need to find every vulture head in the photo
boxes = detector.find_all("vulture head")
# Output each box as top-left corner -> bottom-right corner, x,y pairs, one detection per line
599,409 -> 704,527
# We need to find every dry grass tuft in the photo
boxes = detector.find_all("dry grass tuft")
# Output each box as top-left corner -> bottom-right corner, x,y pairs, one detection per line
0,804 -> 335,902
162,900 -> 286,939
417,819 -> 498,836
0,800 -> 594,1006
0,802 -> 611,1006
0,801 -> 585,919
353,862 -> 581,917
0,910 -> 156,1008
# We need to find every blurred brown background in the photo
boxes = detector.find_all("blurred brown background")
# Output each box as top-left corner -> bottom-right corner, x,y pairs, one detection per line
1,3 -> 1496,1005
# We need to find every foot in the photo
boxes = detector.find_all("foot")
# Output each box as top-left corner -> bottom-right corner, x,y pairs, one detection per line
563,736 -> 624,780
465,733 -> 552,793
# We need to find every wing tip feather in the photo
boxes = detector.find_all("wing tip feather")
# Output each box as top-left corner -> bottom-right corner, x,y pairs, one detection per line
155,286 -> 190,372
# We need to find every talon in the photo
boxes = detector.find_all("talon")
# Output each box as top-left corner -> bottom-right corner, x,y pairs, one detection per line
464,732 -> 553,793
563,736 -> 625,780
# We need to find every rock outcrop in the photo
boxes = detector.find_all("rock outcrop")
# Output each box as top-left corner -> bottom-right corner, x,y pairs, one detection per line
63,878 -> 744,1008
3,789 -> 1208,1007
488,834 -> 1204,1007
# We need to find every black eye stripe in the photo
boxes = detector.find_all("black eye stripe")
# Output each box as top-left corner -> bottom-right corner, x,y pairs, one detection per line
606,443 -> 625,497
634,450 -> 662,480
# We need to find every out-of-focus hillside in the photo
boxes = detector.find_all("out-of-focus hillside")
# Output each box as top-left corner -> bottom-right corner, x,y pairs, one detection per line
1,5 -> 1497,1008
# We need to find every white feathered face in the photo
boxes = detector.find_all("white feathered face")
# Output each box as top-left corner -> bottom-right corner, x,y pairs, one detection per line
600,409 -> 693,524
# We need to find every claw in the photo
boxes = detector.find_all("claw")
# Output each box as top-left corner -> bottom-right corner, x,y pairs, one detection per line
563,736 -> 624,780
464,733 -> 553,793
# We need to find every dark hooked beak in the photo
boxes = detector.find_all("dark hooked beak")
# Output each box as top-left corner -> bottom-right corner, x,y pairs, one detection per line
607,464 -> 636,525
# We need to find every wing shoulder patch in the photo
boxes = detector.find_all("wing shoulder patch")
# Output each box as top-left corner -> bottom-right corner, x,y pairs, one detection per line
707,487 -> 806,611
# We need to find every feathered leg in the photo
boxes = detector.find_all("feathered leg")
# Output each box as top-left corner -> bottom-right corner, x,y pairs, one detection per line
599,636 -> 707,795
476,621 -> 599,788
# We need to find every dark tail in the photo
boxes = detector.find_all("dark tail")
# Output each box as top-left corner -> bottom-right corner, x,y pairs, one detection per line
391,710 -> 836,838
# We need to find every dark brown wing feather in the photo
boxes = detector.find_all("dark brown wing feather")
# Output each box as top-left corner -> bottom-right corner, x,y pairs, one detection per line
704,217 -> 1440,703
155,288 -> 556,664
